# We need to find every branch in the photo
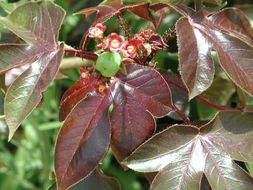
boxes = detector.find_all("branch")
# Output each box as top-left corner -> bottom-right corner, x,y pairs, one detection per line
117,14 -> 131,40
59,57 -> 94,71
64,49 -> 98,61
162,29 -> 176,43
173,105 -> 192,125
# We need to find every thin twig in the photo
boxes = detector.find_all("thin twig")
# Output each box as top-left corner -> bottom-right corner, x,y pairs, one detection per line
155,9 -> 165,32
165,76 -> 234,111
162,29 -> 176,43
174,105 -> 192,125
117,14 -> 131,39
59,57 -> 93,71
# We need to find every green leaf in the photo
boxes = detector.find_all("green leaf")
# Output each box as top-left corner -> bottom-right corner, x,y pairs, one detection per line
0,1 -> 65,140
124,111 -> 253,190
96,52 -> 122,77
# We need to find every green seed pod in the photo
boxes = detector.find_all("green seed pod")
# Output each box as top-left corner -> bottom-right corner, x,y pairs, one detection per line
96,51 -> 122,77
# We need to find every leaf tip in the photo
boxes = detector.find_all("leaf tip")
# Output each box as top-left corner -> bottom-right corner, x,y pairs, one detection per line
8,131 -> 14,142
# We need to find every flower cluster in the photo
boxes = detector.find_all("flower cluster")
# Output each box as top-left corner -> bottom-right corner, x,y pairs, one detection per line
88,23 -> 167,59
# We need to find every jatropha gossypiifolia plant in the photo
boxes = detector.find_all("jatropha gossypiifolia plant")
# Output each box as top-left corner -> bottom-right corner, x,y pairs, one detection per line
1,0 -> 253,189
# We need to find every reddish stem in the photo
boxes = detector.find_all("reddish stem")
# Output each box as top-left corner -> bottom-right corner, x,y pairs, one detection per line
196,96 -> 229,111
117,14 -> 131,40
155,10 -> 165,32
163,29 -> 176,42
174,105 -> 192,125
64,49 -> 98,61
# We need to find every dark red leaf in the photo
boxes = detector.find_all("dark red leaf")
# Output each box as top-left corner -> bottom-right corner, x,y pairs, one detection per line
149,3 -> 253,98
150,3 -> 194,17
176,17 -> 215,99
109,64 -> 174,161
59,76 -> 98,121
75,0 -> 121,26
209,8 -> 253,45
175,5 -> 253,98
124,111 -> 253,190
76,0 -> 154,25
55,93 -> 112,190
0,1 -> 65,140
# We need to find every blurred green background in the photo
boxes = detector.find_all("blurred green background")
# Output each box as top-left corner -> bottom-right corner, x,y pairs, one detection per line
0,0 -> 253,189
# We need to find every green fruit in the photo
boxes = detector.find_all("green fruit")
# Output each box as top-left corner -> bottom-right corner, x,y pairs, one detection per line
96,52 -> 122,77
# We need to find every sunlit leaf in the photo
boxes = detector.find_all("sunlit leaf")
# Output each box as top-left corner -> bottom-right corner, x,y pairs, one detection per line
0,1 -> 65,140
124,111 -> 253,190
76,0 -> 155,25
109,64 -> 174,161
55,93 -> 112,190
59,76 -> 98,121
175,5 -> 253,99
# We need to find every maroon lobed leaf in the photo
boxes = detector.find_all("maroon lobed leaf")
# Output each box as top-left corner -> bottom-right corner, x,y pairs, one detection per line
124,111 -> 253,190
75,0 -> 121,26
76,0 -> 155,26
70,168 -> 121,190
0,1 -> 65,140
0,44 -> 42,73
55,92 -> 112,190
174,5 -> 253,98
109,64 -> 174,161
59,76 -> 98,121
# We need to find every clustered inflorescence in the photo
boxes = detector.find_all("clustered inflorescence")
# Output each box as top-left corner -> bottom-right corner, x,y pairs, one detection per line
78,23 -> 169,93
88,23 -> 167,59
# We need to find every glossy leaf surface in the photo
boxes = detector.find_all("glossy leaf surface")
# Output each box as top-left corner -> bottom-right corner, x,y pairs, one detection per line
70,168 -> 121,190
0,1 -> 65,139
55,93 -> 112,190
76,0 -> 154,25
59,76 -> 98,121
110,64 -> 174,161
175,6 -> 253,98
124,111 -> 253,190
